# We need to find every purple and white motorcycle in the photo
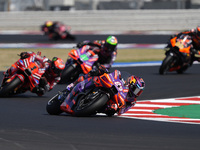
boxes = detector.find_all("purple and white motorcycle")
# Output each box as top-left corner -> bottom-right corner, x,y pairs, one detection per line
46,70 -> 131,117
60,45 -> 99,84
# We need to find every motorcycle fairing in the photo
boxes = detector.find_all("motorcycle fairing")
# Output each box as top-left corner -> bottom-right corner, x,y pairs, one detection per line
68,45 -> 99,74
170,35 -> 192,54
60,70 -> 128,114
1,56 -> 45,94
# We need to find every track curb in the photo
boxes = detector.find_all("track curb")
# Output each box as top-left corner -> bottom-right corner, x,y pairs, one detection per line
120,96 -> 200,125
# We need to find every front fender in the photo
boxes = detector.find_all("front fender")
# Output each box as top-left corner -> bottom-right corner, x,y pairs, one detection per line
11,74 -> 25,83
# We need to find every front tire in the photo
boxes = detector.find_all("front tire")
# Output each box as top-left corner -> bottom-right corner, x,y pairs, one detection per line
60,63 -> 81,84
73,89 -> 109,117
159,55 -> 174,75
46,94 -> 63,115
0,76 -> 22,97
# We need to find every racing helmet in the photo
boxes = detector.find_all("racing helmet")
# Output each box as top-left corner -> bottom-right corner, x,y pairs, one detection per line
102,36 -> 118,55
51,57 -> 65,75
126,75 -> 145,98
45,21 -> 53,27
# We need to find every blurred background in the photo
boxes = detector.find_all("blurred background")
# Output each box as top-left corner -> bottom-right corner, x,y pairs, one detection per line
0,0 -> 200,32
0,0 -> 200,11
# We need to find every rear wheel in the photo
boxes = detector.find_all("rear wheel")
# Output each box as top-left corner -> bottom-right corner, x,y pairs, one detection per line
0,76 -> 22,97
73,89 -> 109,117
159,55 -> 175,75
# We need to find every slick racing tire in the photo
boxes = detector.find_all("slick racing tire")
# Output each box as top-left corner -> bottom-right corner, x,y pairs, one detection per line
46,94 -> 63,115
60,63 -> 81,84
0,76 -> 22,97
159,55 -> 174,75
73,89 -> 109,117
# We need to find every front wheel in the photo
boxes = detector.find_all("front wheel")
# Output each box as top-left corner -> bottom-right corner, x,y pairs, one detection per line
73,89 -> 109,117
60,63 -> 81,84
159,55 -> 175,75
46,94 -> 63,115
0,76 -> 22,97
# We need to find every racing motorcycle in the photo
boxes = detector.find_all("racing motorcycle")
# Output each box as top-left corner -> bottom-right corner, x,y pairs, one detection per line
41,22 -> 75,40
0,55 -> 45,97
60,45 -> 99,84
46,70 -> 130,117
159,34 -> 194,75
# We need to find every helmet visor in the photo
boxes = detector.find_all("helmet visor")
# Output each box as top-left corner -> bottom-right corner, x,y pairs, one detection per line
129,84 -> 143,97
104,42 -> 116,52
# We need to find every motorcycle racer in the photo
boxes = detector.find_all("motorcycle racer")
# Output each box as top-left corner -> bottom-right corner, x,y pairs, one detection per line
41,21 -> 63,34
38,57 -> 65,96
41,21 -> 54,35
76,36 -> 118,69
167,26 -> 200,61
41,21 -> 71,39
4,52 -> 65,96
64,65 -> 145,116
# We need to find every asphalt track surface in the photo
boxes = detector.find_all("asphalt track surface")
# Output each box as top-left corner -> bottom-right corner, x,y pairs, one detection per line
0,34 -> 200,150
0,34 -> 171,44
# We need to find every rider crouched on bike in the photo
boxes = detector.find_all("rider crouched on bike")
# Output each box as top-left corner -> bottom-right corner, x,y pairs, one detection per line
167,25 -> 200,62
4,52 -> 65,96
37,57 -> 65,96
75,35 -> 118,69
41,21 -> 67,39
65,65 -> 145,116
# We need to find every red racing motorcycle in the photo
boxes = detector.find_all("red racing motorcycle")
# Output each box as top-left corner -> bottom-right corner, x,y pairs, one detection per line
0,55 -> 45,97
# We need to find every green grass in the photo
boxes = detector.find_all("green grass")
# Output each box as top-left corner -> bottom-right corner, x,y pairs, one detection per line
153,104 -> 200,119
0,48 -> 165,71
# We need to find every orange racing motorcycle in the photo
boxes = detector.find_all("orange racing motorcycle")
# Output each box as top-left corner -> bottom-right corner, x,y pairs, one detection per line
159,34 -> 195,75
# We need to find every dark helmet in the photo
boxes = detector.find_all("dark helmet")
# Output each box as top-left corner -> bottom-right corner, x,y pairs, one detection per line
51,57 -> 65,75
126,75 -> 145,98
102,36 -> 118,55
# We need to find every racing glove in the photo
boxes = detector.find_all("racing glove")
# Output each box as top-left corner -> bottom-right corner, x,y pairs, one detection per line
66,83 -> 74,92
